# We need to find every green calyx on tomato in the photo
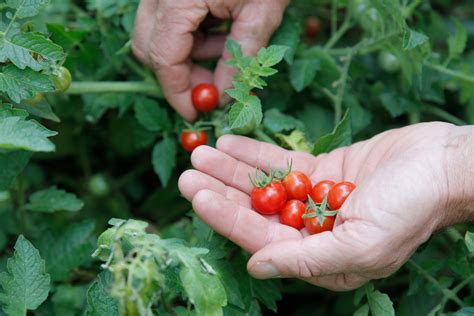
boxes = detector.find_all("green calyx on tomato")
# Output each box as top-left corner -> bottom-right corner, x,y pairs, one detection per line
51,66 -> 72,92
302,194 -> 337,227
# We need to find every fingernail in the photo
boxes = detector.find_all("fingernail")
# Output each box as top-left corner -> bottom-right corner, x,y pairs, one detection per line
251,261 -> 281,279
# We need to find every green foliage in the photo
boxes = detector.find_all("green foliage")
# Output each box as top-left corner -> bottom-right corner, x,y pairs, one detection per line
25,186 -> 83,213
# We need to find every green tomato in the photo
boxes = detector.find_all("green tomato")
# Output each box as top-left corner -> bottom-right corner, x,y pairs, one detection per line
51,66 -> 72,92
88,174 -> 110,197
378,51 -> 401,73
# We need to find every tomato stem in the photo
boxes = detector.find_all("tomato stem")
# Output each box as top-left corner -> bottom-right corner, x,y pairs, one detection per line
66,81 -> 163,98
253,128 -> 277,145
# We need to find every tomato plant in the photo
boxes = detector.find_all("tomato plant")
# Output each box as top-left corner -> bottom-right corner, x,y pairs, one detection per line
0,0 -> 472,315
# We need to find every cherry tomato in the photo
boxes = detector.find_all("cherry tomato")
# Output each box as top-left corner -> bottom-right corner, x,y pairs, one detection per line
191,83 -> 219,112
181,130 -> 208,153
249,91 -> 257,96
251,181 -> 287,215
88,174 -> 110,197
305,16 -> 321,39
378,51 -> 401,73
282,171 -> 312,201
310,180 -> 335,204
52,66 -> 72,92
304,213 -> 335,235
280,200 -> 305,229
327,181 -> 356,210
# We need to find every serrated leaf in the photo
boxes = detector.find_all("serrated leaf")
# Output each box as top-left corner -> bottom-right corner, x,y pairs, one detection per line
0,151 -> 31,191
0,32 -> 64,71
263,109 -> 304,133
152,136 -> 177,187
354,304 -> 370,316
86,272 -> 119,316
0,235 -> 50,316
251,278 -> 281,313
229,101 -> 262,130
134,97 -> 171,132
47,24 -> 87,51
16,100 -> 60,122
403,30 -> 429,50
257,45 -> 288,68
290,58 -> 320,92
275,130 -> 312,153
6,0 -> 49,18
448,19 -> 467,61
0,65 -> 55,103
226,38 -> 242,58
0,104 -> 28,118
36,221 -> 95,281
366,285 -> 394,316
270,12 -> 302,64
313,110 -> 352,155
25,186 -> 83,213
0,116 -> 57,152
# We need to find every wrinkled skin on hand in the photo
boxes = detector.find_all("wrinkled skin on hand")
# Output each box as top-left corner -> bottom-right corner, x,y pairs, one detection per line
178,122 -> 471,291
132,0 -> 288,121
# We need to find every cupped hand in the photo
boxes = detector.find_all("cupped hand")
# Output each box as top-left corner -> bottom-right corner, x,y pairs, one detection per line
178,122 -> 460,291
132,0 -> 288,121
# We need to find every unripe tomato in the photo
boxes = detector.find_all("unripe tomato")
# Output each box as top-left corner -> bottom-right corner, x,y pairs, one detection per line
378,51 -> 401,73
304,213 -> 335,235
327,181 -> 356,210
52,66 -> 72,92
310,180 -> 335,204
251,181 -> 287,215
191,83 -> 219,112
181,130 -> 208,153
88,174 -> 110,197
282,171 -> 312,201
280,200 -> 306,229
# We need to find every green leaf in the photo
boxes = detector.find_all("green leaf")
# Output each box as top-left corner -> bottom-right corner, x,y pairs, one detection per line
0,32 -> 64,71
134,97 -> 171,132
354,304 -> 370,316
465,231 -> 474,253
52,284 -> 88,315
270,12 -> 302,64
86,272 -> 119,316
0,235 -> 50,316
16,100 -> 60,122
289,58 -> 320,92
403,30 -> 429,50
0,104 -> 28,118
152,136 -> 177,187
229,100 -> 262,131
25,186 -> 83,213
36,221 -> 95,281
0,65 -> 55,103
453,307 -> 474,316
0,151 -> 31,191
366,285 -> 395,316
251,278 -> 281,313
257,45 -> 288,68
0,116 -> 57,152
226,39 -> 242,58
5,0 -> 49,18
379,93 -> 419,118
313,110 -> 352,155
263,109 -> 304,133
447,19 -> 467,61
275,130 -> 312,153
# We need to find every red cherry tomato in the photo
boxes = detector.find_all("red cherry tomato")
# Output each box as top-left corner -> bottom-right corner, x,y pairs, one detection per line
181,130 -> 208,153
282,171 -> 312,201
249,91 -> 257,96
327,181 -> 356,210
305,16 -> 321,39
191,83 -> 219,112
280,200 -> 306,229
304,213 -> 335,235
310,180 -> 335,204
251,181 -> 287,215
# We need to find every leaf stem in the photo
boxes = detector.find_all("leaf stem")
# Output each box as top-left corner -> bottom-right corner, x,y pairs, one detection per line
324,19 -> 352,50
253,128 -> 277,145
424,62 -> 474,84
333,51 -> 353,125
66,81 -> 163,98
125,58 -> 153,81
422,105 -> 467,126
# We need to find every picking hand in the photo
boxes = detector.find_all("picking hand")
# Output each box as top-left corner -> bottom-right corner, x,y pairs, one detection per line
178,122 -> 472,291
132,0 -> 288,121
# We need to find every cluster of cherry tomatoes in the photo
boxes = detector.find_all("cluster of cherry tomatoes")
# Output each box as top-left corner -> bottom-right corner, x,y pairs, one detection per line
180,83 -> 219,153
250,166 -> 356,235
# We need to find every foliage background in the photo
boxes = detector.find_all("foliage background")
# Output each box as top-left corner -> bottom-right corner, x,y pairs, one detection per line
0,0 -> 473,315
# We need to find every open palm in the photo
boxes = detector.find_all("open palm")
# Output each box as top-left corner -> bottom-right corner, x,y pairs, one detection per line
178,122 -> 455,290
